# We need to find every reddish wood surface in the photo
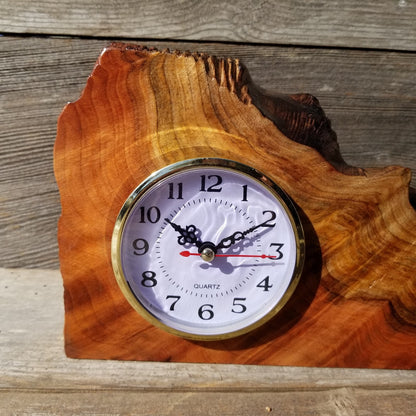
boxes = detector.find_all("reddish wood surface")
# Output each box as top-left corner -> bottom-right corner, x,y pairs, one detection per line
54,43 -> 416,368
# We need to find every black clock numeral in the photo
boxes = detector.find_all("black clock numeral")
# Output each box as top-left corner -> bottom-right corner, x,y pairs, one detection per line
257,276 -> 273,292
262,210 -> 277,228
198,304 -> 214,320
168,182 -> 183,200
166,295 -> 181,311
139,206 -> 161,223
231,297 -> 247,314
241,184 -> 248,201
141,271 -> 157,287
132,238 -> 149,255
200,174 -> 223,192
270,243 -> 284,260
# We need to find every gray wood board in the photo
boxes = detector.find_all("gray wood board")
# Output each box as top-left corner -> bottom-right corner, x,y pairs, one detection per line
0,0 -> 415,51
1,268 -> 415,415
1,36 -> 415,268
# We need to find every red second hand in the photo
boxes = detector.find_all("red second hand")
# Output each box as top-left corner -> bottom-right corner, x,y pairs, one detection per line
180,250 -> 276,259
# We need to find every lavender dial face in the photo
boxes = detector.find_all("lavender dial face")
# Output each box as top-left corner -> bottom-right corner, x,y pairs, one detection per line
112,159 -> 304,340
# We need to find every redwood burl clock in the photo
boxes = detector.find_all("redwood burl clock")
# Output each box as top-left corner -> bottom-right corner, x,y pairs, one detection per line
111,157 -> 305,340
54,43 -> 416,368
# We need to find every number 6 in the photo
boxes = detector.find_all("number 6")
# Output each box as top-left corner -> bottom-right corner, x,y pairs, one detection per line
198,304 -> 214,320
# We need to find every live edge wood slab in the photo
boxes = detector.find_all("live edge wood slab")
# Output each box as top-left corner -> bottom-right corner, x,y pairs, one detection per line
54,42 -> 416,369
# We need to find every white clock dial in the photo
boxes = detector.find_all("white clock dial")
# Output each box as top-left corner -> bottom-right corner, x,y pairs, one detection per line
112,158 -> 305,340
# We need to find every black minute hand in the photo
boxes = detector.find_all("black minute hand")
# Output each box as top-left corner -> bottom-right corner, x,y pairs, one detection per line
215,217 -> 275,251
165,218 -> 202,248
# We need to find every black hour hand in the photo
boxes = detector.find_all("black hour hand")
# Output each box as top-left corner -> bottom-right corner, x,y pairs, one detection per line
165,218 -> 202,248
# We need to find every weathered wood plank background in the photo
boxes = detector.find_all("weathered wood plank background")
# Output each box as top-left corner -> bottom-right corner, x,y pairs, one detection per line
1,1 -> 415,414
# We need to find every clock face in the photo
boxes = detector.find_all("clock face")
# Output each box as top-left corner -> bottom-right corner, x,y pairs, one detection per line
112,158 -> 305,340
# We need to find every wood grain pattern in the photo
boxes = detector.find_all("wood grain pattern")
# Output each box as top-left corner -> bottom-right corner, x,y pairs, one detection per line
2,0 -> 416,411
5,389 -> 416,416
54,43 -> 416,368
1,0 -> 416,51
2,267 -> 416,415
1,36 -> 415,269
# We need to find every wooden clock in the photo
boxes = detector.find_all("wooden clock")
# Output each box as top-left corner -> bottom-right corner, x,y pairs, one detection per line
54,42 -> 416,368
111,157 -> 305,341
